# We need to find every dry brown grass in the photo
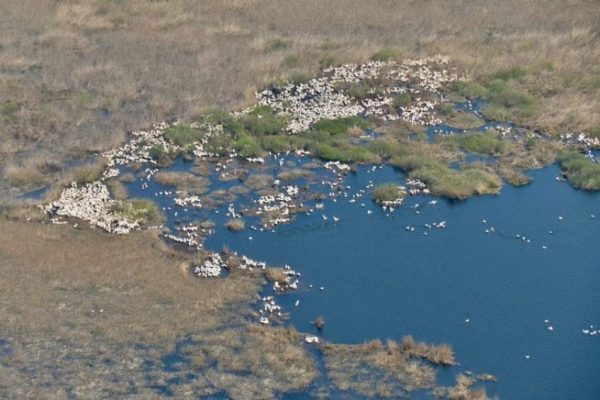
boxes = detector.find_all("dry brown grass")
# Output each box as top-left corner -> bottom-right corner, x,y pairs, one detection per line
402,335 -> 456,366
1,0 -> 598,194
153,171 -> 210,193
0,218 -> 321,398
323,339 -> 438,397
226,217 -> 246,231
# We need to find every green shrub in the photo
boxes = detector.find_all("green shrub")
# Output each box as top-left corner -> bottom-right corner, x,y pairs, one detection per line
234,134 -> 264,158
313,143 -> 378,163
557,151 -> 600,190
201,109 -> 245,137
454,81 -> 488,99
2,100 -> 20,122
283,55 -> 299,68
319,55 -> 335,68
370,48 -> 400,61
483,80 -> 535,119
392,155 -> 501,199
289,71 -> 311,85
149,144 -> 167,160
320,40 -> 339,50
346,83 -> 376,100
164,124 -> 203,146
372,183 -> 404,203
69,163 -> 106,185
368,138 -> 402,159
439,103 -> 454,115
313,116 -> 368,136
111,198 -> 160,224
242,106 -> 287,136
491,67 -> 528,82
443,132 -> 507,155
260,135 -> 306,153
205,134 -> 234,156
394,93 -> 412,108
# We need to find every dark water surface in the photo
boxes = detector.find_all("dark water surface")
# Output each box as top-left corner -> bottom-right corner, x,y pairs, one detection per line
125,155 -> 600,399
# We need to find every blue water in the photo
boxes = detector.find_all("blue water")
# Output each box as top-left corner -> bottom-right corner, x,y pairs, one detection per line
124,154 -> 600,399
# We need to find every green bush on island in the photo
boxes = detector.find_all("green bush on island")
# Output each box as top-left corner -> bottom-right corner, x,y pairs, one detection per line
372,183 -> 404,203
557,151 -> 600,190
393,155 -> 502,199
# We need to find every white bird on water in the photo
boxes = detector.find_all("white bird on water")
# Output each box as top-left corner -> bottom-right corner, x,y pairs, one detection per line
333,216 -> 340,222
367,210 -> 373,215
322,215 -> 328,221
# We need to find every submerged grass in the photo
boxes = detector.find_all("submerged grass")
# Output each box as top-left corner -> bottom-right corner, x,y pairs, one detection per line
323,339 -> 436,397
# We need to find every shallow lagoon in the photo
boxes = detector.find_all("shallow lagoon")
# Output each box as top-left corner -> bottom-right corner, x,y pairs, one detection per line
124,154 -> 600,399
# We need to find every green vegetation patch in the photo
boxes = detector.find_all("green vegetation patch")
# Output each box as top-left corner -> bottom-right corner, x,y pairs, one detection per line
393,155 -> 502,199
164,124 -> 204,146
372,183 -> 405,203
111,198 -> 160,224
313,116 -> 368,136
69,162 -> 108,185
483,79 -> 535,120
149,144 -> 168,160
259,135 -> 307,153
557,151 -> 600,190
233,134 -> 264,158
441,131 -> 508,156
241,105 -> 288,136
370,48 -> 401,62
312,142 -> 379,163
393,93 -> 412,108
453,81 -> 488,99
2,100 -> 20,123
